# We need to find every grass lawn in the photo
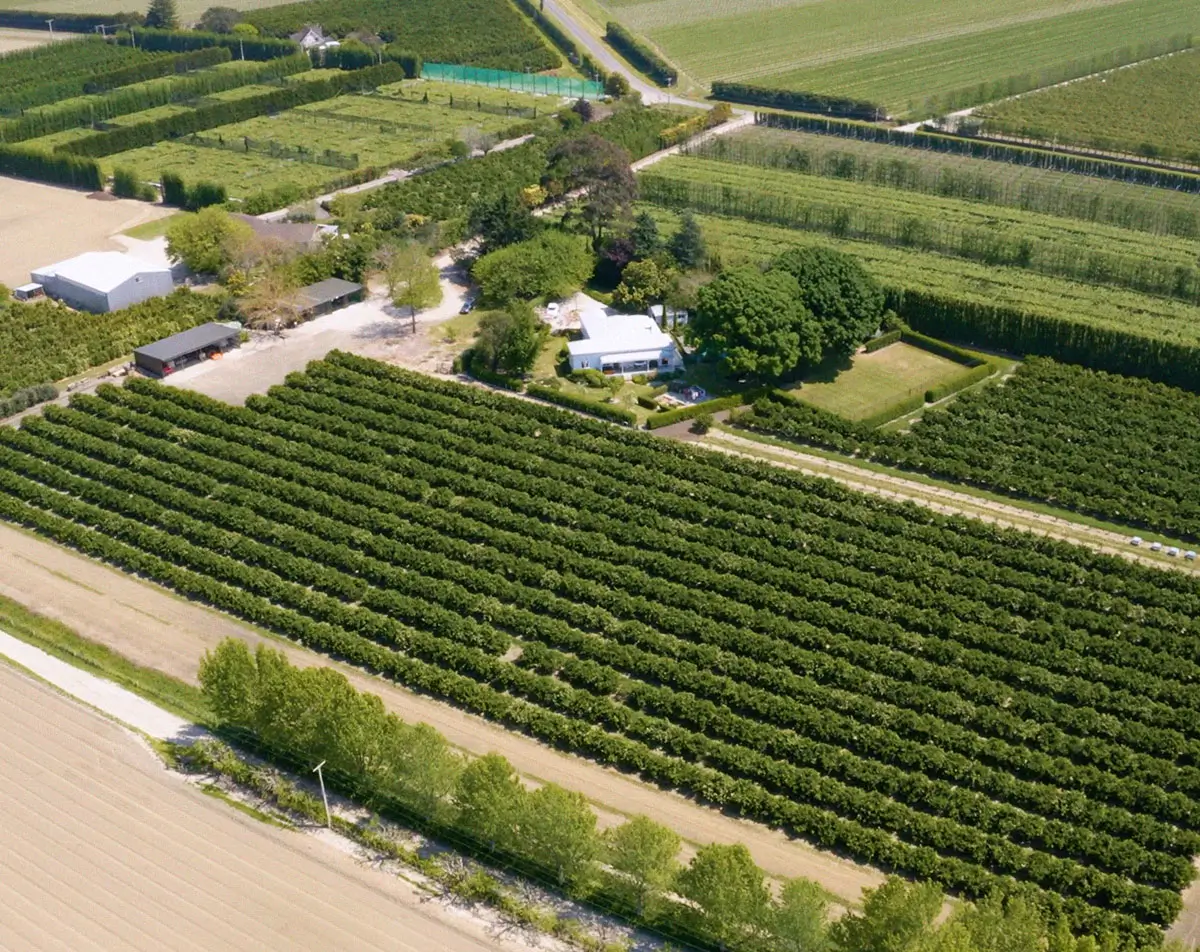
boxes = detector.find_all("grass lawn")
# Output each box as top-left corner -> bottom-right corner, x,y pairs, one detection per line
786,342 -> 974,422
531,334 -> 662,422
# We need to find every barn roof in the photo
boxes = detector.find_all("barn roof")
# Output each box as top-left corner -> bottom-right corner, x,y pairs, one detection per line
134,322 -> 240,363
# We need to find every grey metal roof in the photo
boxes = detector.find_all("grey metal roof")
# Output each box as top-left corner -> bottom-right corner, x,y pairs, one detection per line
295,278 -> 364,309
134,322 -> 240,363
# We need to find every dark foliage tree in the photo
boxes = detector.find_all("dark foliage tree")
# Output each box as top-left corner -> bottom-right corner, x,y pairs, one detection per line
544,134 -> 636,244
145,0 -> 179,30
629,211 -> 661,259
669,211 -> 706,269
467,189 -> 540,254
691,266 -> 817,379
472,302 -> 546,377
197,5 -> 240,32
771,246 -> 885,360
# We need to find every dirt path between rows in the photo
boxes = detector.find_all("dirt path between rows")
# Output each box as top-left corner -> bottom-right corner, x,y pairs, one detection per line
701,427 -> 1199,577
0,521 -> 884,904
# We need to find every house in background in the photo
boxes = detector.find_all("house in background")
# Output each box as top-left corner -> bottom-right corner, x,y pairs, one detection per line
31,251 -> 173,313
567,297 -> 680,377
289,24 -> 339,51
231,214 -> 324,250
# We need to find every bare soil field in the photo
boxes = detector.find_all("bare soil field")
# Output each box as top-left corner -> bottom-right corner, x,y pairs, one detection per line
0,26 -> 71,53
0,178 -> 172,290
0,520 -> 885,903
0,663 -> 525,952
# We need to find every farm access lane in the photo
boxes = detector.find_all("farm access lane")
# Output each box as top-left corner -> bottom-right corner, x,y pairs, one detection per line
0,520 -> 886,905
0,663 -> 532,952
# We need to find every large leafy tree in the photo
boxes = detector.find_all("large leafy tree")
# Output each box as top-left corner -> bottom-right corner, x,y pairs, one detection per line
773,879 -> 830,952
454,753 -> 525,853
677,843 -> 771,950
669,212 -> 706,270
544,134 -> 636,244
691,266 -> 818,379
472,302 -> 545,377
830,878 -> 942,952
467,189 -> 540,254
145,0 -> 179,29
605,815 -> 680,916
613,258 -> 670,312
771,245 -> 885,360
384,242 -> 442,331
520,784 -> 600,889
197,5 -> 239,31
165,207 -> 253,275
472,231 -> 593,303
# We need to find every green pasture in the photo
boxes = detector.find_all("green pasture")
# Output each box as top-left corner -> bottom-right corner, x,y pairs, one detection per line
599,0 -> 1200,117
979,49 -> 1200,165
784,342 -> 975,422
638,204 -> 1200,350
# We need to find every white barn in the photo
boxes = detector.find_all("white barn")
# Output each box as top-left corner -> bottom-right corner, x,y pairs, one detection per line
31,252 -> 174,313
567,305 -> 680,377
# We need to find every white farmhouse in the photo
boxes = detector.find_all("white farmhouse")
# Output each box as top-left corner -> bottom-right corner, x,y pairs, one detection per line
31,252 -> 174,314
567,306 -> 680,377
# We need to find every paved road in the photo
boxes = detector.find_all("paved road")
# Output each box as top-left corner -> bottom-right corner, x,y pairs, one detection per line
0,664 -> 523,952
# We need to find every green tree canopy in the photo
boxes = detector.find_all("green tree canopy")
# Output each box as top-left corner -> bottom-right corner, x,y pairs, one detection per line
165,207 -> 253,275
605,815 -> 680,916
774,879 -> 831,952
521,783 -> 600,889
467,189 -> 540,254
197,5 -> 239,31
145,0 -> 179,29
472,231 -> 593,304
454,753 -> 525,853
384,242 -> 442,330
629,211 -> 661,260
830,878 -> 943,952
677,843 -> 771,950
691,265 -> 818,380
771,245 -> 885,360
669,212 -> 706,270
544,134 -> 636,244
613,258 -> 671,312
471,302 -> 546,377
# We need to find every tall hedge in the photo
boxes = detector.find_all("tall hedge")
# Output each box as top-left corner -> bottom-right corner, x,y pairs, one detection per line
58,62 -> 406,158
512,0 -> 606,80
712,82 -> 886,121
604,21 -> 675,86
122,27 -> 300,60
0,144 -> 102,190
0,10 -> 142,31
84,46 -> 231,93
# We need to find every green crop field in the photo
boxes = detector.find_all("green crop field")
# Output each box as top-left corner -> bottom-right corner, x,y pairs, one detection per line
600,0 -> 1200,117
784,343 -> 975,421
695,126 -> 1200,239
743,356 -> 1200,541
978,49 -> 1200,166
641,155 -> 1200,305
3,355 -> 1200,944
53,79 -> 556,200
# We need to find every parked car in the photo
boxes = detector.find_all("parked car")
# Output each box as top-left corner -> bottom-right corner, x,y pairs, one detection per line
1150,541 -> 1163,552
546,302 -> 560,317
1130,536 -> 1143,546
459,298 -> 475,315
1186,550 -> 1197,561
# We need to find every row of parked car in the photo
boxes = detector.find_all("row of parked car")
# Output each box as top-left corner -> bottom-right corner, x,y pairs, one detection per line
1130,537 -> 1197,559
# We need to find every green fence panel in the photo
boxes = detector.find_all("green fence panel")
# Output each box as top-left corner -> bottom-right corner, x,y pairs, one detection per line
422,62 -> 604,99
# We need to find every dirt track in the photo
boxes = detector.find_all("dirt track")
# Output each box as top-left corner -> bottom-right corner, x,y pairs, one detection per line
0,663 -> 527,952
0,521 -> 884,903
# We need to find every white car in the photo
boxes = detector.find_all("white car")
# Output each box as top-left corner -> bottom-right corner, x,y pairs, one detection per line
1167,546 -> 1181,557
1186,551 -> 1197,561
545,302 -> 560,317
1130,536 -> 1143,546
1149,541 -> 1163,552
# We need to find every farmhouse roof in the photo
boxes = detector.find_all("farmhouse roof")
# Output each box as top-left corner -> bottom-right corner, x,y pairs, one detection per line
33,251 -> 168,294
231,214 -> 321,247
567,309 -> 674,358
289,23 -> 324,42
294,277 -> 363,309
134,322 -> 240,363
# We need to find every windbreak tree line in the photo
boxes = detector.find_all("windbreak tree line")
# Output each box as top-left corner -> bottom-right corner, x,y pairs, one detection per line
200,639 -> 1126,952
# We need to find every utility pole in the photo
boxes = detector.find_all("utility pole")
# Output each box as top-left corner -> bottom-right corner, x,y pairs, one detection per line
312,761 -> 332,828
45,18 -> 54,39
239,37 -> 245,61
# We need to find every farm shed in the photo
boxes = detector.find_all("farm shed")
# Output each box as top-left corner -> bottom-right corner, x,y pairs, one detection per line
134,322 -> 241,378
568,307 -> 680,377
292,277 -> 365,320
30,252 -> 173,314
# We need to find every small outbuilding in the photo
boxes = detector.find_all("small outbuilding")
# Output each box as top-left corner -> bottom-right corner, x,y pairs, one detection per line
292,277 -> 365,320
134,322 -> 241,378
31,251 -> 173,313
